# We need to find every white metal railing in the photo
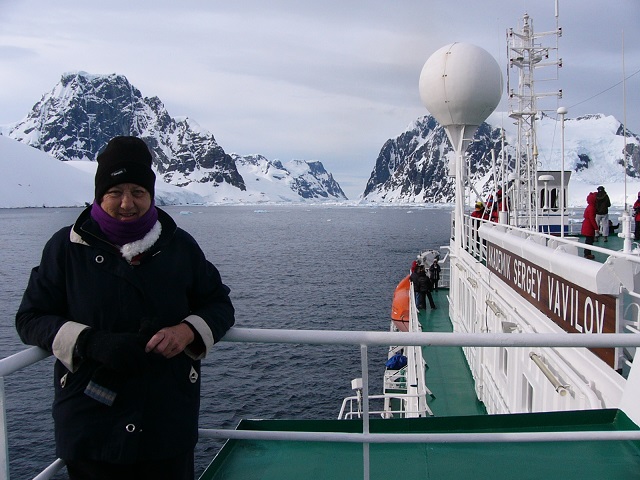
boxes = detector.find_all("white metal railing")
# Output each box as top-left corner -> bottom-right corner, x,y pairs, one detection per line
3,328 -> 640,480
461,212 -> 640,265
221,327 -> 640,348
339,393 -> 426,420
383,366 -> 407,388
0,348 -> 59,480
198,426 -> 640,443
205,328 -> 640,480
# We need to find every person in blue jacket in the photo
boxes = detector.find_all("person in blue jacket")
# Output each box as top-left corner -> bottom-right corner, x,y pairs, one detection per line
16,136 -> 235,480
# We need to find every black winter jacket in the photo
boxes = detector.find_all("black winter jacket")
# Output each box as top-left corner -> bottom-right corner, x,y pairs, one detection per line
595,192 -> 611,215
16,206 -> 235,463
416,271 -> 433,293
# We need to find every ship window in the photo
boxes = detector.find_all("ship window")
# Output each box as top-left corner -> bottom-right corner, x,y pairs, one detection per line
466,288 -> 473,331
540,188 -> 560,211
499,347 -> 508,377
550,188 -> 558,211
523,375 -> 533,412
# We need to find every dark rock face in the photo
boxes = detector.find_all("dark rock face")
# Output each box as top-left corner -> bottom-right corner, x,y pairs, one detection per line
364,116 -> 508,202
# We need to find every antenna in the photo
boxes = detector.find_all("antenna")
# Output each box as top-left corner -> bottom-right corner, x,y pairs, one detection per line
623,30 -> 628,211
507,8 -> 563,229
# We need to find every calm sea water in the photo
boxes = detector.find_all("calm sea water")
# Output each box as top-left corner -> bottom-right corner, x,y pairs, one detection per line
0,204 -> 451,478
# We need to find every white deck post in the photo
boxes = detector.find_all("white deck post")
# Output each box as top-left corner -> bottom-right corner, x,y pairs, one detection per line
0,377 -> 8,480
360,345 -> 370,480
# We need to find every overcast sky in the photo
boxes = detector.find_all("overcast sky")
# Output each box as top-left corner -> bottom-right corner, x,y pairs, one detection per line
1,1 -> 639,199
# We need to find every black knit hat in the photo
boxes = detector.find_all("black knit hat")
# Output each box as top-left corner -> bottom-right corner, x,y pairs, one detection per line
94,136 -> 156,200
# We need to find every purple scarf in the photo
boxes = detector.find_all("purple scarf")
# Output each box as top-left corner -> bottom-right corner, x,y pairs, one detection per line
90,200 -> 159,246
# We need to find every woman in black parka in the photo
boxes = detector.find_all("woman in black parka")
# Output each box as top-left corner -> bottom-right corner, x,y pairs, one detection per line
16,136 -> 235,479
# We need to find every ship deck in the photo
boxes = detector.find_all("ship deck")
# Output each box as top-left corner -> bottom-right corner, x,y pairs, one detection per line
419,291 -> 487,416
200,410 -> 640,480
199,287 -> 640,479
589,232 -> 628,262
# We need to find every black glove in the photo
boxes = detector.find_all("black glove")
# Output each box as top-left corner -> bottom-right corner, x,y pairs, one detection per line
138,317 -> 160,344
76,329 -> 149,375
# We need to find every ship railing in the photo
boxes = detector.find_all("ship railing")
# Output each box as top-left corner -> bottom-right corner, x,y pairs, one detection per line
460,211 -> 640,265
3,329 -> 640,480
621,289 -> 640,369
437,247 -> 451,288
382,365 -> 408,390
338,393 -> 429,420
407,283 -> 432,416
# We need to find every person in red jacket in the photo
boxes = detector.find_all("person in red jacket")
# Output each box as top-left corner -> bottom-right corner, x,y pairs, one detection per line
471,201 -> 485,220
482,194 -> 498,222
581,191 -> 599,259
633,192 -> 640,240
470,201 -> 485,254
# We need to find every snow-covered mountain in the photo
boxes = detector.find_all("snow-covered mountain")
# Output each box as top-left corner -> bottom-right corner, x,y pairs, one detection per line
363,113 -> 640,206
0,135 -> 204,208
2,70 -> 637,208
1,71 -> 346,204
229,154 -> 346,203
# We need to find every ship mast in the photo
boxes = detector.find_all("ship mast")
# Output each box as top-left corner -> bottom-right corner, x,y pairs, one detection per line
506,4 -> 563,229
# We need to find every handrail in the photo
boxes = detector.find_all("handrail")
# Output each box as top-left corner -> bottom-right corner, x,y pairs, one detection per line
222,327 -> 640,348
32,459 -> 66,480
3,328 -> 640,480
0,346 -> 50,377
11,328 -> 638,359
339,393 -> 428,420
463,212 -> 640,264
198,428 -> 640,443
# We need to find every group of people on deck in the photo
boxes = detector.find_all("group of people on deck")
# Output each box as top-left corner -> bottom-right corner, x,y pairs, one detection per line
468,184 -> 640,261
471,189 -> 508,223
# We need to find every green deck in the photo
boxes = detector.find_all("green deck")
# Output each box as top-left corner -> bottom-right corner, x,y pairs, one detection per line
200,410 -> 640,479
541,231 -> 624,264
587,232 -> 625,263
199,286 -> 640,479
419,289 -> 486,416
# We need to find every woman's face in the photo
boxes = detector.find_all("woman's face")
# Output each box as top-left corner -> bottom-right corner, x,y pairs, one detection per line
100,183 -> 151,221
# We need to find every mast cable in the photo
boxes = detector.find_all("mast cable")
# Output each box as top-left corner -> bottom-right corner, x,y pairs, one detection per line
568,68 -> 640,110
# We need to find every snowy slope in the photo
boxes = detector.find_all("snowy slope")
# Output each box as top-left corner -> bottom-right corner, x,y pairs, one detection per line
0,135 -> 205,208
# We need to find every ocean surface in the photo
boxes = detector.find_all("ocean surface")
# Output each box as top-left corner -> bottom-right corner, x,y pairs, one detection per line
0,204 -> 452,478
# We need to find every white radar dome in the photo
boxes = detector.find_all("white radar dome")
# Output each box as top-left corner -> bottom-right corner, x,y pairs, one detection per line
419,42 -> 503,127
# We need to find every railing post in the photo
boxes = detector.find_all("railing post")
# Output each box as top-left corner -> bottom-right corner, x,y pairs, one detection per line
360,344 -> 370,480
0,377 -> 9,480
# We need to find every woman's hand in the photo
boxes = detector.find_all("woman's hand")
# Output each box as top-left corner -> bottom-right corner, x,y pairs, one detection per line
145,323 -> 195,359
